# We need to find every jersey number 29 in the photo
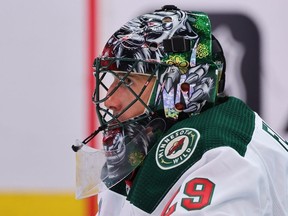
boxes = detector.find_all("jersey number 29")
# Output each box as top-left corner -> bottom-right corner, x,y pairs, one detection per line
162,178 -> 215,216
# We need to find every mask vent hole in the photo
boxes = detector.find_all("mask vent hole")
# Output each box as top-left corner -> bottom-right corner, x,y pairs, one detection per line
149,42 -> 159,51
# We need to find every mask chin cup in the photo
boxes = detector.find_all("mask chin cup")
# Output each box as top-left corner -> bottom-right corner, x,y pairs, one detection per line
74,118 -> 166,199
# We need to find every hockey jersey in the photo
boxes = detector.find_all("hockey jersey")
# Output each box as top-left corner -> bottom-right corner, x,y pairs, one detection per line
96,97 -> 288,216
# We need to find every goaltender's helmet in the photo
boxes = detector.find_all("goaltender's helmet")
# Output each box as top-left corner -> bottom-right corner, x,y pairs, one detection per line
72,5 -> 226,199
93,5 -> 226,129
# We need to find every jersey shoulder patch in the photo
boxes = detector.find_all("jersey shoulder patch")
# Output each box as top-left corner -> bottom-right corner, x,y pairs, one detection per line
156,128 -> 200,170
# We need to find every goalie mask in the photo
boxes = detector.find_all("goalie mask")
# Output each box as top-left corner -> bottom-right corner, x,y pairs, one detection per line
94,5 -> 226,128
72,5 -> 226,199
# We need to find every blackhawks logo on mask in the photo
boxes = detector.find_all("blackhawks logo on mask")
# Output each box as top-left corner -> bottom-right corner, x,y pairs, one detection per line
156,128 -> 200,170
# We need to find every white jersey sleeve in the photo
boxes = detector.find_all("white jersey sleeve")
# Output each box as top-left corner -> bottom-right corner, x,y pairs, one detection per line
160,147 -> 270,215
96,113 -> 288,216
160,113 -> 288,216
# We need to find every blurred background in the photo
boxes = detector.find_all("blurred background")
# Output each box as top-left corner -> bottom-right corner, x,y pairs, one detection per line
0,0 -> 287,215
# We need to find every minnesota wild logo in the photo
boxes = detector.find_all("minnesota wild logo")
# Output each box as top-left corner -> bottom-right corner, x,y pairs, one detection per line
156,128 -> 200,170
